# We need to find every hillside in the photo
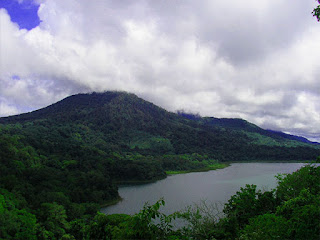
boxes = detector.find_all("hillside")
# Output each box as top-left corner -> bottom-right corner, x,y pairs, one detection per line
0,91 -> 319,239
1,91 -> 319,162
198,117 -> 319,147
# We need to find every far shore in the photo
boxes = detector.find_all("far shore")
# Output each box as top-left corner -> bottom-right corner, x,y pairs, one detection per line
100,196 -> 123,208
166,163 -> 230,175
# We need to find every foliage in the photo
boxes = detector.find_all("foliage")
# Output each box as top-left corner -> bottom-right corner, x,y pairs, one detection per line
84,199 -> 180,240
276,164 -> 320,201
0,189 -> 37,240
239,214 -> 289,240
178,200 -> 223,239
37,202 -> 70,239
313,0 -> 320,21
127,199 -> 178,239
235,164 -> 320,240
218,185 -> 278,239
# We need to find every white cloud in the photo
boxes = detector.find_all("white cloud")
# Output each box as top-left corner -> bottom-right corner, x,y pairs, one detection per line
0,0 -> 320,141
0,98 -> 19,117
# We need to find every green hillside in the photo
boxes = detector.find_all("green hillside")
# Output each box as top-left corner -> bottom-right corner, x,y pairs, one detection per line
0,91 -> 319,239
1,91 -> 319,161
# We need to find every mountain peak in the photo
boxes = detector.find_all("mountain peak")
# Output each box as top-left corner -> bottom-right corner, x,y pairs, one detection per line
0,91 -> 142,123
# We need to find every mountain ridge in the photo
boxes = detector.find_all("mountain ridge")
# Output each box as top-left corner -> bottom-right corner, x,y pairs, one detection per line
1,91 -> 316,142
1,91 -> 319,162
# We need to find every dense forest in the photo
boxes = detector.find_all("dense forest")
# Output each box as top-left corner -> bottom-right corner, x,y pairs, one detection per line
0,91 -> 320,239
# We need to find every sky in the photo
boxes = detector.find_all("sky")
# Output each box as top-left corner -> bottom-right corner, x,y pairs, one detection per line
0,0 -> 320,142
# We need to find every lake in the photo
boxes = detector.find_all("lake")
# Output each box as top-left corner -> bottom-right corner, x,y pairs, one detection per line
101,163 -> 306,216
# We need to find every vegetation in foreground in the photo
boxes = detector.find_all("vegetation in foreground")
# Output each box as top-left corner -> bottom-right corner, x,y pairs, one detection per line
1,163 -> 319,239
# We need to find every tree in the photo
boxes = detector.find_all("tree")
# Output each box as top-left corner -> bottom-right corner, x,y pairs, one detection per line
276,165 -> 320,201
37,202 -> 70,239
276,188 -> 320,239
239,214 -> 290,240
0,190 -> 37,240
313,0 -> 320,21
84,212 -> 111,240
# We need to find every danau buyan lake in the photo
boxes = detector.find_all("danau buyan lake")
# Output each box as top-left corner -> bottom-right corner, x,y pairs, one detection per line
101,163 -> 306,215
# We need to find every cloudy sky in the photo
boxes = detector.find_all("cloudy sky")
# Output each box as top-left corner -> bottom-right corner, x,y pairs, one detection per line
0,0 -> 320,142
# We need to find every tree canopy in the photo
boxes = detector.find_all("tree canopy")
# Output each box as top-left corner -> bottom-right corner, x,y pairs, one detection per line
313,0 -> 320,21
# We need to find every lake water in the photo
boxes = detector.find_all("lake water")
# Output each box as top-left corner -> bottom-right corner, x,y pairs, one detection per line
101,163 -> 306,216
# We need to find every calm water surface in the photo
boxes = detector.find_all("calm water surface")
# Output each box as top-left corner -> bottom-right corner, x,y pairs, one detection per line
101,163 -> 306,215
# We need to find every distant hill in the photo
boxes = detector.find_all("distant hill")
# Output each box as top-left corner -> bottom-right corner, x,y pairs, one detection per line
265,129 -> 319,145
197,117 -> 319,147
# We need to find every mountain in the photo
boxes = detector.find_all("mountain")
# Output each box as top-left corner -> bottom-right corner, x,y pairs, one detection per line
1,91 -> 319,205
1,91 -> 319,161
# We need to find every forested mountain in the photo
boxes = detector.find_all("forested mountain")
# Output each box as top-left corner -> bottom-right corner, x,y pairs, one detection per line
1,91 -> 319,161
1,91 -> 319,239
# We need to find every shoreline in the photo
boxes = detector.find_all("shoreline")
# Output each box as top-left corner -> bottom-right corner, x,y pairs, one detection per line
115,175 -> 167,186
223,160 -> 313,164
100,196 -> 123,208
166,163 -> 230,175
102,163 -> 231,208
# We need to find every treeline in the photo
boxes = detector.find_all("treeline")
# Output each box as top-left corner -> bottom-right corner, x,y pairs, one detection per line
1,163 -> 319,239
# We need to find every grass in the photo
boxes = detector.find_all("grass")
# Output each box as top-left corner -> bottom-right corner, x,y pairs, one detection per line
166,163 -> 230,175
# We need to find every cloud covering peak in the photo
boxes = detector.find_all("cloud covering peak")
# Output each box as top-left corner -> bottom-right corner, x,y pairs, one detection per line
0,0 -> 320,141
